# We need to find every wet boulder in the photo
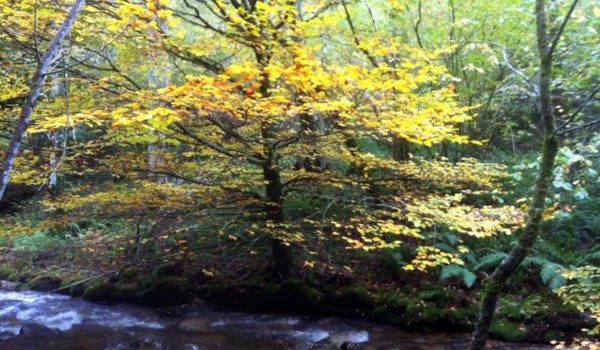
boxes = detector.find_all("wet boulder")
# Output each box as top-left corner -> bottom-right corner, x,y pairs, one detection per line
142,276 -> 192,306
1,280 -> 18,291
19,323 -> 59,337
178,317 -> 210,332
82,281 -> 139,303
130,340 -> 158,350
27,275 -> 62,292
341,342 -> 363,350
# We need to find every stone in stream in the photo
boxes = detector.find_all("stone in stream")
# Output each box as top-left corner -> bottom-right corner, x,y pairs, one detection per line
178,317 -> 211,331
27,275 -> 62,292
311,331 -> 369,350
19,323 -> 60,336
1,280 -> 18,291
129,340 -> 158,350
341,342 -> 363,350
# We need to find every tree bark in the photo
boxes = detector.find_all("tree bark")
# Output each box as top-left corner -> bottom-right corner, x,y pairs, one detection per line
391,137 -> 410,162
470,0 -> 569,348
263,160 -> 293,278
0,0 -> 86,202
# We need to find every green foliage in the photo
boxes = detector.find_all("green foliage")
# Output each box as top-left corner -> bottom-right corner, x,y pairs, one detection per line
555,266 -> 600,335
11,231 -> 65,253
440,264 -> 477,288
540,263 -> 567,291
474,251 -> 508,271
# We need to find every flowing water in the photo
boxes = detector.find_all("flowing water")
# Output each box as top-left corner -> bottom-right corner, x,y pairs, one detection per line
0,288 -> 552,349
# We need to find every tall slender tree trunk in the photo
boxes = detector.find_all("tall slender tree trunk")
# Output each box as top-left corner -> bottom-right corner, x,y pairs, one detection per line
263,160 -> 293,278
470,0 -> 572,348
254,51 -> 294,278
0,0 -> 86,202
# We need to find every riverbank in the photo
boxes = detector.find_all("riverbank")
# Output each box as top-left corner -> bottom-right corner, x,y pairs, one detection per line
0,261 -> 594,346
0,288 -> 558,349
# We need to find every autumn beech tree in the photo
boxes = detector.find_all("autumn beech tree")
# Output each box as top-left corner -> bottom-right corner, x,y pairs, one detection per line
3,0 -> 520,279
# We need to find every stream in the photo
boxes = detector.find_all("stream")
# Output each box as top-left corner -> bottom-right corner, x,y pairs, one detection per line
0,288 -> 552,349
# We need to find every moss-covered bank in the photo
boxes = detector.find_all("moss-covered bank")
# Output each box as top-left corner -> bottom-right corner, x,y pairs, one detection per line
0,262 -> 592,344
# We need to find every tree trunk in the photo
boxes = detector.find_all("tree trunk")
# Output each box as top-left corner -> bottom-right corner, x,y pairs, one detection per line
470,0 -> 567,348
263,161 -> 293,278
0,0 -> 86,202
391,137 -> 410,162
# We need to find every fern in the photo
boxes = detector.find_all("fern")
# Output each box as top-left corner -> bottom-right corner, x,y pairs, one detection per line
534,240 -> 565,262
434,242 -> 456,254
521,256 -> 549,267
580,250 -> 600,264
541,262 -> 567,290
475,251 -> 507,271
441,264 -> 477,288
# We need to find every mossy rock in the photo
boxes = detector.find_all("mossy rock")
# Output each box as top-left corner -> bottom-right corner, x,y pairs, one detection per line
59,277 -> 86,296
327,285 -> 375,312
541,329 -> 564,343
490,319 -> 527,342
17,271 -> 34,284
279,278 -> 321,306
70,282 -> 88,297
83,281 -> 139,302
0,265 -> 17,280
372,305 -> 408,325
417,288 -> 457,304
142,276 -> 192,306
452,305 -> 479,320
151,262 -> 184,278
378,291 -> 411,311
27,276 -> 62,292
119,266 -> 141,283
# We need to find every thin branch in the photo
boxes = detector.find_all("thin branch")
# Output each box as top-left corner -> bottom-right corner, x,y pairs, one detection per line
548,0 -> 580,59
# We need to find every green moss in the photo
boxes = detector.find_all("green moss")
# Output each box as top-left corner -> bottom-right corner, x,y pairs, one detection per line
542,329 -> 563,343
119,266 -> 141,283
27,275 -> 62,292
142,277 -> 192,306
151,262 -> 184,278
420,303 -> 448,321
280,278 -> 321,305
0,265 -> 17,280
340,285 -> 375,305
58,277 -> 87,296
83,281 -> 138,302
378,291 -> 411,311
490,319 -> 527,342
418,287 -> 456,303
70,282 -> 87,297
453,305 -> 479,320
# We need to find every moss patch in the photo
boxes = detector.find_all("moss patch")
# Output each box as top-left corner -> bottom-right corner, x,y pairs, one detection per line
83,281 -> 139,302
142,277 -> 192,306
490,319 -> 527,342
0,265 -> 17,280
27,275 -> 62,292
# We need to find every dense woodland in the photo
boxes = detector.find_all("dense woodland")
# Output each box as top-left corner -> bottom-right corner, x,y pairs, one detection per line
0,0 -> 598,348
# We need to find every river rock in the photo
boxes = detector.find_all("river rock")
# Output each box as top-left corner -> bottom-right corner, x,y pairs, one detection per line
1,280 -> 18,291
341,342 -> 363,350
311,331 -> 369,350
178,317 -> 210,332
27,275 -> 62,292
130,340 -> 158,350
19,323 -> 59,337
